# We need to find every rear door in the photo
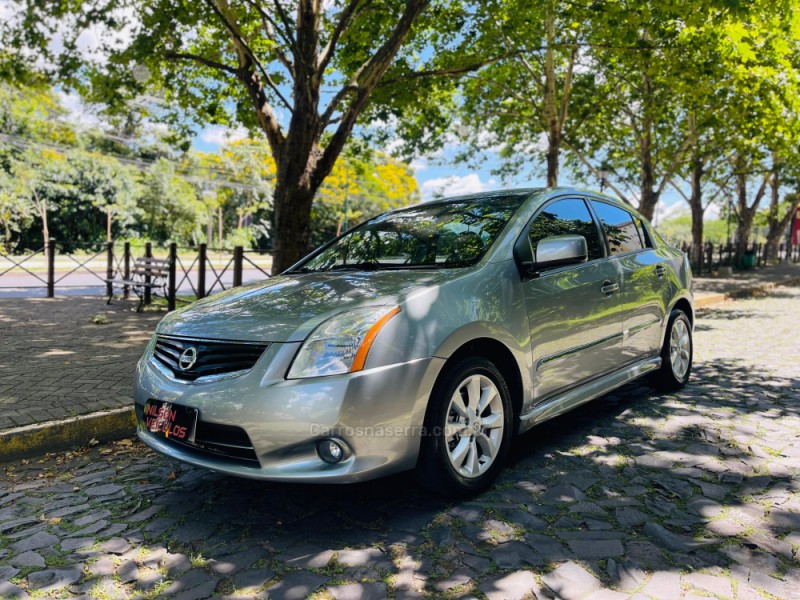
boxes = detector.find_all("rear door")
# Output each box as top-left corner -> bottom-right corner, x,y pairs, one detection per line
589,200 -> 668,364
520,198 -> 624,403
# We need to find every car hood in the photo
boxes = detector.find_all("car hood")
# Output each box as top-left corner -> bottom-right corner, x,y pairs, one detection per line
157,269 -> 459,342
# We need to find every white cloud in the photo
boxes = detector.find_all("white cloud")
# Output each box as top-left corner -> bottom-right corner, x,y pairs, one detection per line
57,91 -> 104,129
421,174 -> 486,200
200,125 -> 249,147
409,158 -> 428,173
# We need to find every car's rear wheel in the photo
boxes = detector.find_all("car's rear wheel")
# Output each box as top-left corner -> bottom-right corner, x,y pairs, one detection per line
417,357 -> 513,497
650,309 -> 693,390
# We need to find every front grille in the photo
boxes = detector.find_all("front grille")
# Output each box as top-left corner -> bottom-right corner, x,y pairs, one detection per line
153,335 -> 269,382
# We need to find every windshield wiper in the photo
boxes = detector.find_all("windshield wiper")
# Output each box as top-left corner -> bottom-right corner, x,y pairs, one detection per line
327,262 -> 383,271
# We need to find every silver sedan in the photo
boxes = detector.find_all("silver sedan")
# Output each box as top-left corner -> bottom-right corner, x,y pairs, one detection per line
134,187 -> 693,496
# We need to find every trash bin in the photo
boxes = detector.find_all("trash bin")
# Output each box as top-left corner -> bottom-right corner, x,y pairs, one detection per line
742,251 -> 756,269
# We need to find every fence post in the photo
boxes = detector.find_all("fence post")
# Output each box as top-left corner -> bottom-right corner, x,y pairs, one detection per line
168,243 -> 177,312
144,242 -> 153,306
123,242 -> 131,298
197,243 -> 207,299
106,241 -> 114,299
233,246 -> 243,287
706,243 -> 713,273
46,239 -> 56,298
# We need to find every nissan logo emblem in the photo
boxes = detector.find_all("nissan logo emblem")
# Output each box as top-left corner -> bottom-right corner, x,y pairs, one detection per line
178,347 -> 198,371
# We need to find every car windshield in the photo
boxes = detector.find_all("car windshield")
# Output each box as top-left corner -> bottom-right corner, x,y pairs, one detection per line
293,193 -> 529,273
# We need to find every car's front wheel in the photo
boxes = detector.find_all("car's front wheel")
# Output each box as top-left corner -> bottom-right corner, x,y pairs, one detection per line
417,357 -> 513,497
650,308 -> 693,390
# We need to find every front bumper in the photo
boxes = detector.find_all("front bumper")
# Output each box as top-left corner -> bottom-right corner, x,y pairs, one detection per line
134,342 -> 445,482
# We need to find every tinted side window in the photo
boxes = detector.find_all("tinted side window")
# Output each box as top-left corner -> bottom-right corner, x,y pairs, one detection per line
529,199 -> 605,261
591,201 -> 645,255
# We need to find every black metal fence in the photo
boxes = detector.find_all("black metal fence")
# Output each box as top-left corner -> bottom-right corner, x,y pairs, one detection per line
0,239 -> 272,310
680,241 -> 800,276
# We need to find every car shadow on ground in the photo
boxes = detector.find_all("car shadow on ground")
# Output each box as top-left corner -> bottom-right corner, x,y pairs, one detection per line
106,357 -> 799,596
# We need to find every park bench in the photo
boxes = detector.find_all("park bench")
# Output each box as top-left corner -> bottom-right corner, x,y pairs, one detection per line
106,257 -> 171,312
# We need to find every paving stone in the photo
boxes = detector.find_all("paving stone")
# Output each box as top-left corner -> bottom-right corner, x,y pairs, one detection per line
10,530 -> 58,553
60,537 -> 95,552
585,591 -> 629,600
232,568 -> 276,590
615,507 -> 648,527
9,550 -> 47,568
541,561 -> 602,600
432,567 -> 475,592
135,572 -> 166,591
27,567 -> 83,592
643,522 -> 701,552
172,519 -> 218,543
525,533 -> 571,561
87,556 -> 115,578
478,570 -> 540,600
336,548 -> 393,569
100,536 -> 130,554
607,559 -> 646,592
641,572 -> 680,600
0,565 -> 20,581
749,571 -> 791,598
447,505 -> 484,523
567,539 -> 624,559
73,510 -> 111,527
116,559 -> 139,583
85,484 -> 124,496
266,571 -> 328,600
162,552 -> 192,576
542,483 -> 587,503
0,581 -> 28,599
489,540 -> 545,568
208,548 -> 264,575
683,573 -> 733,598
161,568 -> 217,597
328,582 -> 388,600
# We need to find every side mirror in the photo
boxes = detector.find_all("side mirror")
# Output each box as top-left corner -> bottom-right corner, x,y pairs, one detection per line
534,235 -> 588,271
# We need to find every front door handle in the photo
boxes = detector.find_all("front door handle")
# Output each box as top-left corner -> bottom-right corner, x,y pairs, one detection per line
601,280 -> 619,295
655,265 -> 667,278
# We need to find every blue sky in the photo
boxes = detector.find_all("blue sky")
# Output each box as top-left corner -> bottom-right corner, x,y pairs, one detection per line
192,122 -> 698,224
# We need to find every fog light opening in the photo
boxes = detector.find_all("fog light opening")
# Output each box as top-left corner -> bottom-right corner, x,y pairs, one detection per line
317,438 -> 346,464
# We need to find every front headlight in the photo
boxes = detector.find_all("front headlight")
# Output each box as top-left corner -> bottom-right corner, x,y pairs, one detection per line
287,306 -> 401,379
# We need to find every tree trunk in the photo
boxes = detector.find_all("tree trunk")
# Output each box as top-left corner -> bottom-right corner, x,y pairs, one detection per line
637,71 -> 658,220
765,192 -> 799,260
271,176 -> 317,274
543,9 -> 559,187
689,155 -> 705,268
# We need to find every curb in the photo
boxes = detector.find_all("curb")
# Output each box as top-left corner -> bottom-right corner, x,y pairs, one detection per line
0,407 -> 136,463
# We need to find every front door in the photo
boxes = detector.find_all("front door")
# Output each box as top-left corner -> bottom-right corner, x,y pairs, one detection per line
590,200 -> 668,364
521,198 -> 624,403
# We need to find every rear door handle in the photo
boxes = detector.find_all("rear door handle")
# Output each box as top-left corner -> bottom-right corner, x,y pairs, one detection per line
655,265 -> 666,278
601,280 -> 619,295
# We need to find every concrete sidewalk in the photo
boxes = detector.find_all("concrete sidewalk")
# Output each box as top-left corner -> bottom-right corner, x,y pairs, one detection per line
0,261 -> 798,461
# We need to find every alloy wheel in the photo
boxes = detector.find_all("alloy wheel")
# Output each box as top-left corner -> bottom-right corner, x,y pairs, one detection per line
444,374 -> 505,478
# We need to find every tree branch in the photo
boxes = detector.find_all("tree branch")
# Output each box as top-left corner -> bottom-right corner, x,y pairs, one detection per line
318,0 -> 368,74
241,0 -> 295,75
315,0 -> 430,187
207,0 -> 293,113
164,51 -> 238,75
563,139 -> 631,204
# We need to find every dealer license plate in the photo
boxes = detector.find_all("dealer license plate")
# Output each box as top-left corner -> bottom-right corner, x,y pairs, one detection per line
143,400 -> 198,443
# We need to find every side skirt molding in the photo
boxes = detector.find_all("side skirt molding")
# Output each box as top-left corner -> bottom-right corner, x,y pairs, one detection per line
518,356 -> 661,433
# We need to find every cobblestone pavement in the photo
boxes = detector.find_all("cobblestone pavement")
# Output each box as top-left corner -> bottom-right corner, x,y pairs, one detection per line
0,297 -> 160,430
1,286 -> 799,600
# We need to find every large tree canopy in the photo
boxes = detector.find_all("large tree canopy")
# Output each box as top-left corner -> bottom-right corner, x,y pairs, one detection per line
1,0 -> 487,271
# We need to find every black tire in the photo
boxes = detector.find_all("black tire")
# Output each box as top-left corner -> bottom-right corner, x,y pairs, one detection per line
417,357 -> 514,498
649,309 -> 693,391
